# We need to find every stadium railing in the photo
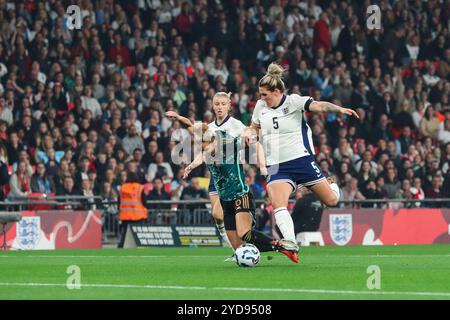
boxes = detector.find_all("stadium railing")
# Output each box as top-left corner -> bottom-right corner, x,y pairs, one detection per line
2,197 -> 450,244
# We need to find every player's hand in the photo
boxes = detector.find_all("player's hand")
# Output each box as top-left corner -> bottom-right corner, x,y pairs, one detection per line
243,127 -> 258,145
165,111 -> 179,120
340,107 -> 359,119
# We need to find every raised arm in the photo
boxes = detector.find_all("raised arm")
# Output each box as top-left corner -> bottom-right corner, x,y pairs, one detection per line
183,138 -> 218,179
165,111 -> 194,131
183,151 -> 204,179
309,101 -> 360,119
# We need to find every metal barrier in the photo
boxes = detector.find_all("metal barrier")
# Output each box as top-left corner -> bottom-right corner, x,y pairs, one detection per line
3,196 -> 450,244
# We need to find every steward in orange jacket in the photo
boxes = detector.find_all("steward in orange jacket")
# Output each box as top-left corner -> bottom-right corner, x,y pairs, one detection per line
118,173 -> 148,248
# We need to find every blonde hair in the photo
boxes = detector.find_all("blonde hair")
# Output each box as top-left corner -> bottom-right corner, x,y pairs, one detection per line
258,63 -> 286,92
213,91 -> 232,102
212,91 -> 232,114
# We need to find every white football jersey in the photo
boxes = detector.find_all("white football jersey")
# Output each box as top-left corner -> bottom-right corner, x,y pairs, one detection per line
208,116 -> 245,138
252,94 -> 314,165
208,116 -> 246,165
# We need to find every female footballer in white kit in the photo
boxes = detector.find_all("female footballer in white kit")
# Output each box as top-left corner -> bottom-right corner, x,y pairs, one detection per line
247,63 -> 359,262
167,92 -> 267,254
207,92 -> 247,249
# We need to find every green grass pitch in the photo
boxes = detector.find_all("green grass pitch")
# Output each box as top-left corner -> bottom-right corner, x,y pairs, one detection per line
1,245 -> 450,300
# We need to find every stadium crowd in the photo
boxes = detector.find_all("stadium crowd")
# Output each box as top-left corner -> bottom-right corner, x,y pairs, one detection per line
0,0 -> 449,210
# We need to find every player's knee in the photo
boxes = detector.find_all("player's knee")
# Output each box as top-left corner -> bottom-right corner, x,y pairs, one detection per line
324,194 -> 339,207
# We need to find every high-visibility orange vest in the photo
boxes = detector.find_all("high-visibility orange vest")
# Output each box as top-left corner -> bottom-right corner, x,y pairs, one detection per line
119,183 -> 148,221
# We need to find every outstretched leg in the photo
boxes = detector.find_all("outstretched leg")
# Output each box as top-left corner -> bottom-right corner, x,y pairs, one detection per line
236,211 -> 298,263
210,194 -> 232,247
267,182 -> 298,245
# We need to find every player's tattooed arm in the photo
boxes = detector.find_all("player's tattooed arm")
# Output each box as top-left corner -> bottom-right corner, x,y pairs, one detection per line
309,101 -> 359,119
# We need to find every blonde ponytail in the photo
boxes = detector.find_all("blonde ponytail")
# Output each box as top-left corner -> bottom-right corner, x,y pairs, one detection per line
259,63 -> 286,92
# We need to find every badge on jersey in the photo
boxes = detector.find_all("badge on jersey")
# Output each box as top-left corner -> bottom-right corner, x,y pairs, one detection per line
282,107 -> 289,115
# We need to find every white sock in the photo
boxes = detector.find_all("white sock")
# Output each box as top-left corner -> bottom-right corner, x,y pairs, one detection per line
274,207 -> 296,243
216,223 -> 232,249
330,182 -> 340,203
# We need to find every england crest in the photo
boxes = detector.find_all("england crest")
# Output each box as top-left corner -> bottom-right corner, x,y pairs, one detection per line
329,214 -> 352,246
16,216 -> 41,250
282,107 -> 289,115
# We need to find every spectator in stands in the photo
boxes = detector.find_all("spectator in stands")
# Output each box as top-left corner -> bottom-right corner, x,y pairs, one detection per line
393,103 -> 416,130
395,126 -> 414,155
438,119 -> 450,144
148,177 -> 172,212
419,105 -> 440,139
336,161 -> 353,188
0,0 -> 448,213
354,150 -> 378,175
313,12 -> 331,53
371,114 -> 395,145
56,175 -> 79,197
170,168 -> 186,201
5,131 -> 25,165
121,124 -> 145,157
351,80 -> 371,114
114,170 -> 128,194
411,101 -> 425,129
147,151 -> 173,183
343,178 -> 366,202
181,177 -> 208,211
0,96 -> 13,126
80,178 -> 96,210
30,163 -> 55,194
245,166 -> 265,199
357,160 -> 377,193
398,179 -> 415,207
424,174 -> 444,207
74,156 -> 91,187
360,180 -> 379,207
0,142 -> 9,200
383,167 -> 401,199
9,160 -> 32,198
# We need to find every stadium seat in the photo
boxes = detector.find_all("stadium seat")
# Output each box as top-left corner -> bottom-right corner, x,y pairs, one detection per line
27,193 -> 55,210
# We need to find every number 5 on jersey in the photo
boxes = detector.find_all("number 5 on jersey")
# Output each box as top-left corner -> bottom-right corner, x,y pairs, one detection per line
311,161 -> 321,177
272,117 -> 279,129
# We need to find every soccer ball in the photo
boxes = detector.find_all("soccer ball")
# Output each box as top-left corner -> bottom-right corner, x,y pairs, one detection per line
235,243 -> 260,267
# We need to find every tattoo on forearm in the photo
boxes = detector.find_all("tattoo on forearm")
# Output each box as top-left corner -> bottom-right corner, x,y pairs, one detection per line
319,102 -> 341,113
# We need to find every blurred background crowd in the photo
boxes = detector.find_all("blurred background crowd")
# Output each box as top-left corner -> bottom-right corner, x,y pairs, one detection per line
0,0 -> 449,209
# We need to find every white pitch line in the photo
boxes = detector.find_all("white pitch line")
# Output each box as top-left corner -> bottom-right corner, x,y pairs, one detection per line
313,254 -> 450,258
0,255 -> 233,258
1,254 -> 450,259
0,282 -> 449,298
0,282 -> 206,290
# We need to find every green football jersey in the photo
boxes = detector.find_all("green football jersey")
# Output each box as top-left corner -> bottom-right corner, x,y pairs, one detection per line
205,131 -> 249,201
